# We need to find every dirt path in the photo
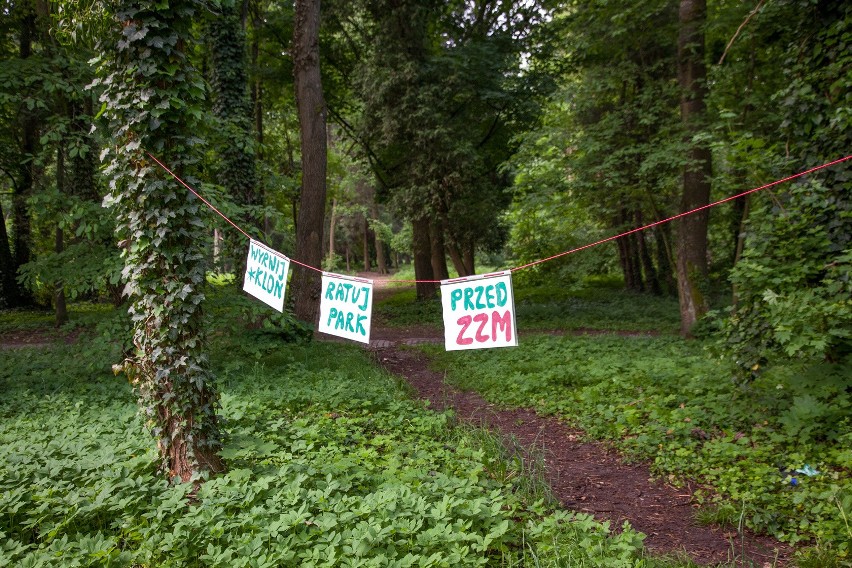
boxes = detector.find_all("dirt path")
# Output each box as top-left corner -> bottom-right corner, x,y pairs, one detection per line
355,272 -> 790,567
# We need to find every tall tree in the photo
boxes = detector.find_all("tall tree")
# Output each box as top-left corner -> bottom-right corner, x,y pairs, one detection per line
207,0 -> 259,280
349,0 -> 547,292
291,0 -> 328,324
0,0 -> 43,307
676,0 -> 712,336
96,0 -> 224,481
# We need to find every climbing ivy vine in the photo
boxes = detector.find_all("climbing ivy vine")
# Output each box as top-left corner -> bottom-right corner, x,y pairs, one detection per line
92,0 -> 224,480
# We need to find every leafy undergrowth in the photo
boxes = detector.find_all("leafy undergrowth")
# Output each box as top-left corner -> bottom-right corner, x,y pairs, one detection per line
0,321 -> 685,567
423,334 -> 852,563
375,277 -> 682,334
512,279 -> 681,333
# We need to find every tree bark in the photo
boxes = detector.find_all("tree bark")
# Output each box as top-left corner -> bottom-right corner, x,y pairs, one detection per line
363,215 -> 371,271
429,220 -> 449,281
447,243 -> 467,277
372,202 -> 387,274
654,224 -> 677,296
328,198 -> 336,264
636,211 -> 661,295
412,216 -> 437,299
11,3 -> 37,307
462,243 -> 475,277
291,0 -> 328,326
0,198 -> 17,308
676,0 -> 711,336
54,144 -> 67,326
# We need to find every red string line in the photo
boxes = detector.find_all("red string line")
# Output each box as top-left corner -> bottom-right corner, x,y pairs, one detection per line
511,154 -> 852,273
145,150 -> 851,282
145,150 -> 324,274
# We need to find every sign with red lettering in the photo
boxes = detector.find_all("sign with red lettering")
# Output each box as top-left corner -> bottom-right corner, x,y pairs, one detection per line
318,273 -> 373,344
440,271 -> 518,351
243,240 -> 290,312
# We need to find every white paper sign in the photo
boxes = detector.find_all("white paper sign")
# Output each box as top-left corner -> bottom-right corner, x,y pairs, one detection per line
441,271 -> 518,351
318,273 -> 373,344
243,240 -> 290,312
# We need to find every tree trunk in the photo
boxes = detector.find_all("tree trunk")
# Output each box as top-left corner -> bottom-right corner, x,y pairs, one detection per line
291,0 -> 328,326
617,211 -> 642,291
462,243 -> 475,277
328,198 -> 336,264
251,3 -> 264,153
373,203 -> 387,274
447,243 -> 467,277
731,194 -> 750,308
104,0 -> 225,481
362,215 -> 370,271
0,198 -> 17,308
208,3 -> 257,285
55,144 -> 67,326
654,224 -> 677,296
54,227 -> 67,326
429,220 -> 449,281
676,0 -> 711,336
412,216 -> 436,299
636,211 -> 660,295
12,4 -> 37,306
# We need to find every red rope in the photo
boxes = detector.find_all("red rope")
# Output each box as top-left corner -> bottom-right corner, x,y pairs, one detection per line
145,150 -> 323,274
145,150 -> 851,281
511,155 -> 852,273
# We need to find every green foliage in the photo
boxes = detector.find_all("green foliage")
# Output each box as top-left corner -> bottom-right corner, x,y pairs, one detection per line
17,191 -> 121,302
513,279 -> 681,333
351,0 -> 549,257
713,0 -> 851,376
0,313 -> 654,567
375,288 -> 443,328
423,332 -> 851,556
723,181 -> 851,373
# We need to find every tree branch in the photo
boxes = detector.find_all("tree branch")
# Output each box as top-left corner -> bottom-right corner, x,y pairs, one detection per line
718,0 -> 766,65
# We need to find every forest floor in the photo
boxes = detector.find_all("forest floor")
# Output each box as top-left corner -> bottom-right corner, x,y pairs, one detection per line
353,272 -> 792,567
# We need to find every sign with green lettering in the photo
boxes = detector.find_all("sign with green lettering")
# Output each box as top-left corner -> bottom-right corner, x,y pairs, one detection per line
318,273 -> 373,344
243,240 -> 290,312
440,271 -> 518,351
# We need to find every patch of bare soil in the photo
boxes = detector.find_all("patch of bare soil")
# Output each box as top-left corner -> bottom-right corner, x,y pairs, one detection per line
0,328 -> 80,349
359,273 -> 791,567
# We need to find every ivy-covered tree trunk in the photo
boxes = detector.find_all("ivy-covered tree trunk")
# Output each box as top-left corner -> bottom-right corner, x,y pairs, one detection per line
207,2 -> 258,281
291,0 -> 328,326
97,1 -> 224,482
676,0 -> 712,336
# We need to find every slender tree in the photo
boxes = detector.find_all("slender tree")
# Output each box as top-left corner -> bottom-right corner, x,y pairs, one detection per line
96,0 -> 224,481
676,0 -> 712,336
291,0 -> 328,325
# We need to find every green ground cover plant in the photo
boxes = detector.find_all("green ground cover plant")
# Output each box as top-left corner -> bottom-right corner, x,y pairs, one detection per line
376,277 -> 682,334
424,333 -> 852,562
0,302 -> 684,567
